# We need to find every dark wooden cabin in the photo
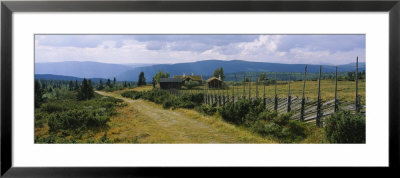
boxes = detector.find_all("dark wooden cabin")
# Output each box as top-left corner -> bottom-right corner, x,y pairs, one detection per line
206,77 -> 222,88
159,78 -> 182,89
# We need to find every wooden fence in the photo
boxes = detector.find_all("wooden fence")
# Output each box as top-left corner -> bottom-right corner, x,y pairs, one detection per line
168,57 -> 365,127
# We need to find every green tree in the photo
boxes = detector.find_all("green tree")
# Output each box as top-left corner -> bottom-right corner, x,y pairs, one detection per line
152,77 -> 156,88
77,78 -> 94,100
68,81 -> 74,91
258,73 -> 268,82
347,72 -> 355,81
74,80 -> 80,91
213,67 -> 225,81
98,80 -> 104,90
154,70 -> 170,84
113,77 -> 117,87
137,72 -> 146,86
35,80 -> 45,108
106,79 -> 112,88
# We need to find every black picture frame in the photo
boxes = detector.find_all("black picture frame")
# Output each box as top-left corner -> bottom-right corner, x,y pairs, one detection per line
1,0 -> 399,177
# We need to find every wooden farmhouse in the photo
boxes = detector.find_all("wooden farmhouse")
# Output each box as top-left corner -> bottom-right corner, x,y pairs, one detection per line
206,76 -> 223,88
173,73 -> 203,85
159,78 -> 182,89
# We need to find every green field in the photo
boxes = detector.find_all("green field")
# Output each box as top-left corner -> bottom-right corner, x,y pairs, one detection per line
180,79 -> 366,105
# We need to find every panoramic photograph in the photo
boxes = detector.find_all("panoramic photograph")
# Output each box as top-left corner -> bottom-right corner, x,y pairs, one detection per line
34,34 -> 366,144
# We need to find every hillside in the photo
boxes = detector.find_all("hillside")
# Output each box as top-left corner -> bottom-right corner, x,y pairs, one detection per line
35,60 -> 365,82
35,61 -> 133,79
116,60 -> 365,81
35,74 -> 107,83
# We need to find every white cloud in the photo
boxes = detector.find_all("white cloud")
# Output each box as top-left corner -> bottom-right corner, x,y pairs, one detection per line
35,35 -> 365,65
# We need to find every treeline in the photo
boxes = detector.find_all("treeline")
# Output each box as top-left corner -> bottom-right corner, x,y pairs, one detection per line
96,77 -> 137,92
209,71 -> 366,82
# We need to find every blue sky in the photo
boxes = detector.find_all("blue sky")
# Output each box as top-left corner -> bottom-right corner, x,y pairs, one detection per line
35,34 -> 365,65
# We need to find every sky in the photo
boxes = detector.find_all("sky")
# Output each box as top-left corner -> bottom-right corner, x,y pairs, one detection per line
35,34 -> 365,65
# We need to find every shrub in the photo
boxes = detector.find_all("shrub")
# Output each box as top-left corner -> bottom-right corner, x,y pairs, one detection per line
162,97 -> 177,109
121,90 -> 204,110
219,99 -> 264,124
35,91 -> 123,143
324,110 -> 365,143
196,104 -> 217,115
48,108 -> 110,133
184,80 -> 200,89
250,112 -> 307,143
41,103 -> 67,113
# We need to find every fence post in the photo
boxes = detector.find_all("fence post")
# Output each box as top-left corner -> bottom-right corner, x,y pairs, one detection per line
316,65 -> 322,127
355,56 -> 360,113
263,75 -> 266,108
204,84 -> 207,105
334,65 -> 338,112
301,65 -> 307,121
274,72 -> 278,111
212,82 -> 215,105
287,73 -> 291,112
243,75 -> 246,100
256,76 -> 259,99
237,75 -> 240,101
224,89 -> 227,105
248,76 -> 251,100
218,87 -> 222,107
227,89 -> 230,104
233,74 -> 236,103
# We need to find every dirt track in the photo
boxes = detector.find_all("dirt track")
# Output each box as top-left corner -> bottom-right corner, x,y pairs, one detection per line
96,91 -> 272,143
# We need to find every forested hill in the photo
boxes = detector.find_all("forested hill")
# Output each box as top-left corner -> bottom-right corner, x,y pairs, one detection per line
116,60 -> 365,81
35,60 -> 365,82
35,74 -> 107,83
35,61 -> 133,79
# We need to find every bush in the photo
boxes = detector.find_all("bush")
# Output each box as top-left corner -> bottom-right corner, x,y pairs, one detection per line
250,112 -> 307,143
35,92 -> 124,143
48,108 -> 110,133
219,100 -> 309,143
41,103 -> 66,113
184,80 -> 200,89
196,104 -> 217,115
324,110 -> 365,143
219,99 -> 264,124
121,90 -> 204,110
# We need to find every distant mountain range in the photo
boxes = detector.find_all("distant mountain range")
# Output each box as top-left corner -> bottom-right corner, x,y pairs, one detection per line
116,60 -> 365,81
35,74 -> 107,83
35,61 -> 133,79
35,60 -> 365,82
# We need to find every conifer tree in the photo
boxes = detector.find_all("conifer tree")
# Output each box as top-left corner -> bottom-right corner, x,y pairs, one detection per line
137,72 -> 146,86
98,80 -> 104,90
74,80 -> 80,91
34,80 -> 44,108
106,79 -> 112,88
77,78 -> 94,100
213,67 -> 225,81
68,80 -> 74,91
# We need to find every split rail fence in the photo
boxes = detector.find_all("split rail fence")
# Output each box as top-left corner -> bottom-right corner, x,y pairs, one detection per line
168,58 -> 365,127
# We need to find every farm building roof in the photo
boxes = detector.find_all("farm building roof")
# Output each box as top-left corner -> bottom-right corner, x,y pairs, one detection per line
206,77 -> 222,82
159,78 -> 182,83
173,75 -> 203,81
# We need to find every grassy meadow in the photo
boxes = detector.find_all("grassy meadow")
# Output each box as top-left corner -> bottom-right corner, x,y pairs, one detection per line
180,79 -> 365,105
34,78 -> 365,144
